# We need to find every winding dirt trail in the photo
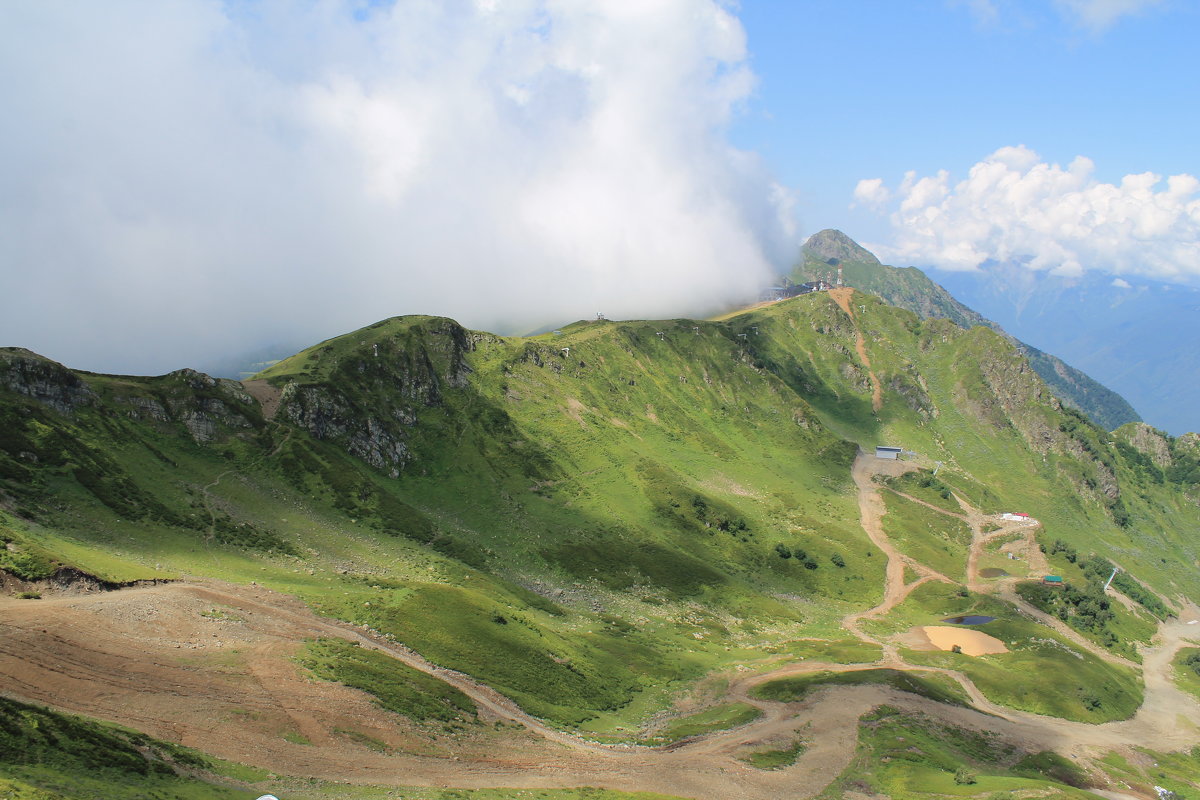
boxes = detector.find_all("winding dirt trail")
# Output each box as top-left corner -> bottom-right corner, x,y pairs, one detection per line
2,452 -> 1199,798
841,453 -> 957,663
828,288 -> 882,413
884,468 -> 1142,672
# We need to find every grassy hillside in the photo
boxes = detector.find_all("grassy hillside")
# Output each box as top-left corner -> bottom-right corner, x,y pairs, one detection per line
1,285 -> 1198,752
792,229 -> 1142,431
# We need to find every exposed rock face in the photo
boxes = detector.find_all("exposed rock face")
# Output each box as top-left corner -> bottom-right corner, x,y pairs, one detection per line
277,318 -> 476,477
0,350 -> 258,445
802,229 -> 881,266
1,566 -> 167,596
1117,422 -> 1173,468
279,385 -> 411,477
114,369 -> 257,444
121,396 -> 171,423
887,371 -> 936,419
1178,432 -> 1200,457
959,329 -> 1057,445
0,349 -> 96,414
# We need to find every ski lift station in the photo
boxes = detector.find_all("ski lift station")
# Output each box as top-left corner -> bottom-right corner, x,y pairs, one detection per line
875,446 -> 902,460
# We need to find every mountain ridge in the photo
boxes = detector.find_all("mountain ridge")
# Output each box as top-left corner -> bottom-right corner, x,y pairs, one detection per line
791,229 -> 1144,432
2,292 -> 1200,798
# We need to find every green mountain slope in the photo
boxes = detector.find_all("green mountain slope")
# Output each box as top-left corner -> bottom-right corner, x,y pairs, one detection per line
2,292 -> 1200,796
792,229 -> 1142,431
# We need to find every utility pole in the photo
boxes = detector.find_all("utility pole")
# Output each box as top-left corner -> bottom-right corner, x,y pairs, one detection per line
1103,567 -> 1119,591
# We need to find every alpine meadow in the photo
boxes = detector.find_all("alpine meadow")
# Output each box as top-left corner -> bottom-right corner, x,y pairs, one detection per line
3,235 -> 1200,798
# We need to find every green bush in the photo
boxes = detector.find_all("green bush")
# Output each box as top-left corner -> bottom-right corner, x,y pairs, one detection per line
299,638 -> 476,723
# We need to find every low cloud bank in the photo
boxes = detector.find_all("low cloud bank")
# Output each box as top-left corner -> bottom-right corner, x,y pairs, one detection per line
0,0 -> 794,374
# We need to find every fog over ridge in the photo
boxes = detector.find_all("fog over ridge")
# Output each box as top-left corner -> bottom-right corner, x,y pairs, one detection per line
0,0 -> 795,375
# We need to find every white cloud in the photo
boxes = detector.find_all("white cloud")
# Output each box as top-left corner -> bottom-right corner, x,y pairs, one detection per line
1055,0 -> 1164,31
960,0 -> 1001,25
852,178 -> 891,209
1112,277 -> 1132,288
863,146 -> 1200,282
0,0 -> 793,374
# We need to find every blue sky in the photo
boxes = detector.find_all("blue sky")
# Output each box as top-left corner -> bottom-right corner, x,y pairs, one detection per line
731,0 -> 1200,255
1,0 -> 1197,373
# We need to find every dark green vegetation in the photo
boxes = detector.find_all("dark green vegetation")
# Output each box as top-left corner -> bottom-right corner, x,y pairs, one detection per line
1175,647 -> 1200,702
880,469 -> 960,513
794,228 -> 1141,430
644,703 -> 762,745
0,696 -> 253,799
751,668 -> 969,707
1021,537 -> 1166,658
740,737 -> 807,770
299,638 -> 476,724
816,705 -> 1096,799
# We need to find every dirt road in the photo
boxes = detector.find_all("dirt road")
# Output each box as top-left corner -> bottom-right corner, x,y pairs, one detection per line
828,288 -> 882,413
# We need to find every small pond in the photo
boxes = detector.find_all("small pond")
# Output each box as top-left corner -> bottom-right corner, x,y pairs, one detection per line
979,568 -> 1009,578
942,615 -> 996,625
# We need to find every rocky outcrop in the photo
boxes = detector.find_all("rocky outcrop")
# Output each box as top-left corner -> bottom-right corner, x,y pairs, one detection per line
1116,422 -> 1173,468
1177,433 -> 1200,457
1,566 -> 168,596
802,229 -> 881,266
0,348 -> 96,414
279,385 -> 411,477
887,371 -> 937,419
277,318 -> 477,477
112,369 -> 257,444
0,349 -> 258,445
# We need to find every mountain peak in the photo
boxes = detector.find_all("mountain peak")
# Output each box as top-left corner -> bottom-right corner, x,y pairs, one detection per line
802,229 -> 880,266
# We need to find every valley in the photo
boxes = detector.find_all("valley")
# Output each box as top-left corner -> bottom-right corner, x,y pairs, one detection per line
3,286 -> 1200,799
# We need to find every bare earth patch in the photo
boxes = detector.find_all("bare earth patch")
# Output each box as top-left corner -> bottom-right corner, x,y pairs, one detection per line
920,626 -> 1009,656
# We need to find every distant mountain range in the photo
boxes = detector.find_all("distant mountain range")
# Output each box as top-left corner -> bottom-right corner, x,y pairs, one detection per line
790,230 -> 1143,433
931,265 -> 1200,436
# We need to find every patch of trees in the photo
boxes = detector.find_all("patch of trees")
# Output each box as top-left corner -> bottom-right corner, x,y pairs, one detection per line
1017,580 -> 1119,650
1167,443 -> 1200,485
774,543 -> 818,570
915,473 -> 953,500
1185,650 -> 1200,679
1040,539 -> 1169,619
690,496 -> 749,534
